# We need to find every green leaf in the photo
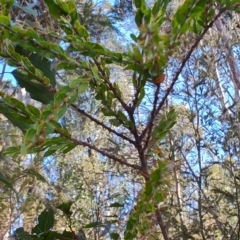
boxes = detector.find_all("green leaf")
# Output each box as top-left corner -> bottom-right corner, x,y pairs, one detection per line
27,104 -> 41,118
42,43 -> 65,57
61,231 -> 75,239
43,137 -> 68,146
58,86 -> 71,94
101,108 -> 114,117
152,108 -> 177,142
110,233 -> 120,240
155,191 -> 164,202
44,231 -> 63,240
109,118 -> 121,127
74,20 -> 89,38
140,0 -> 148,13
143,9 -> 151,24
57,0 -> 70,14
20,142 -> 33,156
15,228 -> 32,240
136,87 -> 145,107
83,222 -> 102,228
43,148 -> 57,157
24,128 -> 36,144
132,46 -> 142,62
15,46 -> 56,86
0,172 -> 15,192
56,103 -> 68,119
44,0 -> 66,18
15,2 -> 38,17
0,15 -> 11,26
132,72 -> 138,88
61,143 -> 76,154
8,48 -> 22,63
57,201 -> 73,216
46,120 -> 63,133
59,17 -> 74,34
116,111 -> 128,122
125,64 -> 144,75
67,0 -> 78,22
32,208 -> 54,234
68,90 -> 78,104
0,100 -> 34,133
10,97 -> 28,113
145,181 -> 153,196
109,202 -> 124,208
134,0 -> 142,8
12,70 -> 53,105
3,146 -> 20,157
23,168 -> 48,183
179,21 -> 191,35
12,46 -> 56,104
54,92 -> 67,106
41,110 -> 52,121
135,9 -> 144,27
130,34 -> 138,42
78,82 -> 89,94
57,62 -> 77,70
69,77 -> 85,88
151,168 -> 162,182
152,0 -> 163,16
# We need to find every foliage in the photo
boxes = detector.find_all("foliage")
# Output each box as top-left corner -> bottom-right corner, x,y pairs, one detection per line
14,201 -> 122,239
0,0 -> 239,239
15,205 -> 76,240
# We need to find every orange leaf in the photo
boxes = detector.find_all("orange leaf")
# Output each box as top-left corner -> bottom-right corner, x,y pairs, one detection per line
154,74 -> 165,85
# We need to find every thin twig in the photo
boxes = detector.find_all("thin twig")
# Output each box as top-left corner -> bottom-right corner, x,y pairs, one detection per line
0,61 -> 6,84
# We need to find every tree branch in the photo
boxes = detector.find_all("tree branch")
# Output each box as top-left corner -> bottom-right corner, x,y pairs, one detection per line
69,135 -> 142,171
155,8 -> 226,114
140,8 -> 226,153
155,208 -> 170,240
140,84 -> 161,152
71,104 -> 135,145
